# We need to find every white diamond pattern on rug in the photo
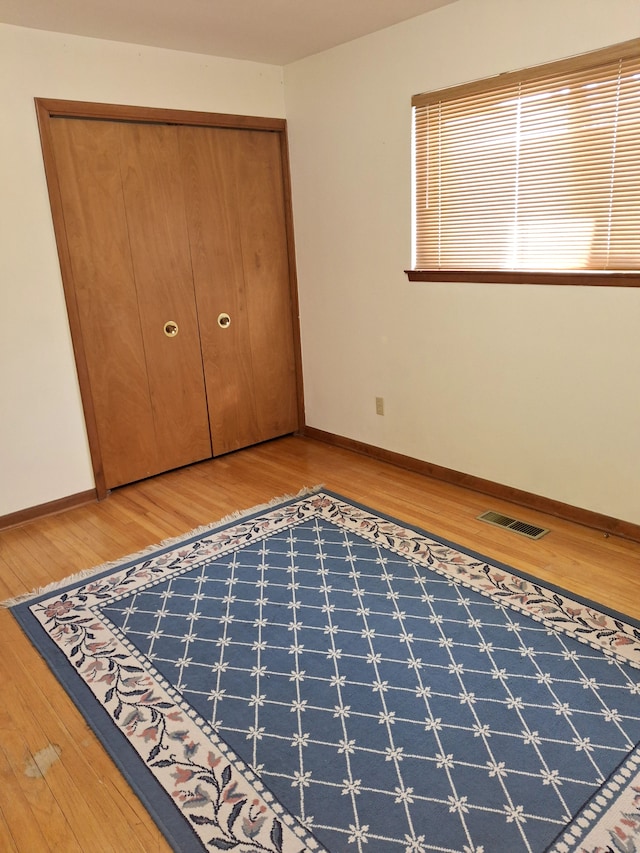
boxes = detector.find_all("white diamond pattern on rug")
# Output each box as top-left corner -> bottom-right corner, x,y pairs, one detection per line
102,514 -> 640,853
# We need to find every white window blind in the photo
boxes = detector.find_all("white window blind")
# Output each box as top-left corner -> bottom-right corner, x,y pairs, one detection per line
412,40 -> 640,272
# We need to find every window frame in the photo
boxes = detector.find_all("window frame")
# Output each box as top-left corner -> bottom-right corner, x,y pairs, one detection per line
408,38 -> 640,287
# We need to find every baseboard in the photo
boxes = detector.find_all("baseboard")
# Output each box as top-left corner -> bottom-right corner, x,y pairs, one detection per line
303,426 -> 640,544
0,490 -> 97,531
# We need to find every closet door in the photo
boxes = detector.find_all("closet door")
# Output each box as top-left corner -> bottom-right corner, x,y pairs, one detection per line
118,123 -> 212,473
50,119 -> 212,489
50,118 -> 158,488
180,126 -> 299,454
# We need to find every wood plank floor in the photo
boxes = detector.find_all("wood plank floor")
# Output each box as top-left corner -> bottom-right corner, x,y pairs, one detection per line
1,435 -> 638,851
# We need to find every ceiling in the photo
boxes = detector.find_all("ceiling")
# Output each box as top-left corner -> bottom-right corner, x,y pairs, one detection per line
0,0 -> 458,65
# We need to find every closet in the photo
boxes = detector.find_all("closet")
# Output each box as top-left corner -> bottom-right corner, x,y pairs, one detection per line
37,100 -> 302,495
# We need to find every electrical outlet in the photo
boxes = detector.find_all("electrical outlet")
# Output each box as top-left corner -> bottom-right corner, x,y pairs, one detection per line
375,396 -> 384,416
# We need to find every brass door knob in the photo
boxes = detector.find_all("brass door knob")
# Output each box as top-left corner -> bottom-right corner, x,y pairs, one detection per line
164,321 -> 179,337
217,313 -> 231,329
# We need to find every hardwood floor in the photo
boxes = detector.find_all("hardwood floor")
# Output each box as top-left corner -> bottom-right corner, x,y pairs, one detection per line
0,435 -> 638,851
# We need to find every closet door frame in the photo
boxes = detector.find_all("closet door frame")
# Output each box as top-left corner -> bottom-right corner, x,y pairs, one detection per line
35,98 -> 306,499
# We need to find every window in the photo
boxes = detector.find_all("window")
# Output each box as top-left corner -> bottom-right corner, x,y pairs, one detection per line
409,39 -> 640,285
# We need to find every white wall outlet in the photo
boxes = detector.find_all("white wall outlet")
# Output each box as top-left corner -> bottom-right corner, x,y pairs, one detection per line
375,396 -> 384,416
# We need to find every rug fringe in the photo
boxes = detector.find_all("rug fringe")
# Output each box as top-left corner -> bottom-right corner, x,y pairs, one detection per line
1,485 -> 324,608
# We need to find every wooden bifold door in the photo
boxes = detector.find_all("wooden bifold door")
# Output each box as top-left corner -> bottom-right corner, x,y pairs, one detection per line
37,100 -> 303,495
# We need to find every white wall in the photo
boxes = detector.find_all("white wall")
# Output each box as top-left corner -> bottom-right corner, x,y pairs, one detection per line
0,24 -> 285,516
284,0 -> 640,524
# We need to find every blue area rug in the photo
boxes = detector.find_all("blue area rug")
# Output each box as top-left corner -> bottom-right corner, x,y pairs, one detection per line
10,490 -> 640,852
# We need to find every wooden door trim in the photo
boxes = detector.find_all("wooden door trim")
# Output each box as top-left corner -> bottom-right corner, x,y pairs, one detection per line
36,100 -> 108,497
35,99 -> 306,498
277,127 -> 306,432
35,98 -> 288,131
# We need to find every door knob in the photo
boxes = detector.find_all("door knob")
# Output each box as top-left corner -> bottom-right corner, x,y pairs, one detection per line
164,321 -> 179,337
217,313 -> 231,329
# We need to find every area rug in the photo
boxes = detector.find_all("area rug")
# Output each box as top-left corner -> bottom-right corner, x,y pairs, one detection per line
9,489 -> 640,853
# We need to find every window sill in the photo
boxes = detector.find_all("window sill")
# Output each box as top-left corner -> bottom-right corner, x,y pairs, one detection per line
405,270 -> 640,287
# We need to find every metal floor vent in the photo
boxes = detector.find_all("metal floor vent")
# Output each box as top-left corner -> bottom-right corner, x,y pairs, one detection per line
477,510 -> 550,540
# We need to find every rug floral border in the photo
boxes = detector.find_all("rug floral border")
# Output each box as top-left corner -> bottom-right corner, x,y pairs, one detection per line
18,491 -> 640,852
